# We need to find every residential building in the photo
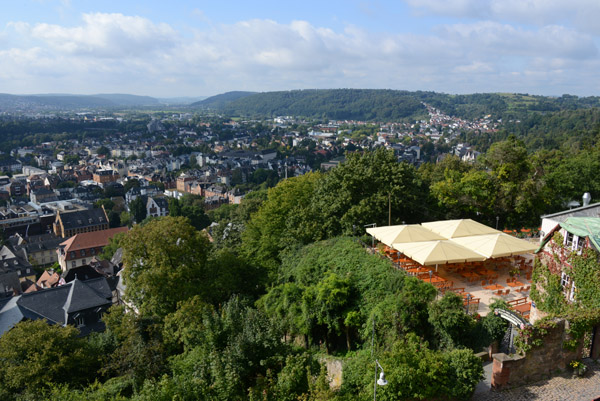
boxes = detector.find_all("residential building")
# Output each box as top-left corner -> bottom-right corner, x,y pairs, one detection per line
147,196 -> 169,218
0,277 -> 113,336
57,226 -> 128,272
53,208 -> 109,238
92,169 -> 119,185
8,233 -> 63,266
0,246 -> 35,282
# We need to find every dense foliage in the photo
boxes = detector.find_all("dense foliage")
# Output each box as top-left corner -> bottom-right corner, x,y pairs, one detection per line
211,89 -> 427,121
193,89 -> 600,124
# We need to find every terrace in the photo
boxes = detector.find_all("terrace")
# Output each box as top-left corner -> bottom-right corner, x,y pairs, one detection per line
366,219 -> 537,317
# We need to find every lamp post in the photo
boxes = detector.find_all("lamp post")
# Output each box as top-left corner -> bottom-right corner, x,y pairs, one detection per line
496,216 -> 499,230
466,293 -> 472,315
429,270 -> 433,284
374,359 -> 388,401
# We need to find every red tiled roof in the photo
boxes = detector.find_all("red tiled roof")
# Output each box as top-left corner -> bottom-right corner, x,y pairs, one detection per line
61,227 -> 128,254
36,270 -> 60,288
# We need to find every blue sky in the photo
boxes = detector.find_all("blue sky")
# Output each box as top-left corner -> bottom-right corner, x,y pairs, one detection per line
1,0 -> 599,97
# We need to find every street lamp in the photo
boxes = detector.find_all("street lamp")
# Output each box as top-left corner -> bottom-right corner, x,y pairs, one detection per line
374,359 -> 388,400
466,293 -> 472,315
429,270 -> 433,284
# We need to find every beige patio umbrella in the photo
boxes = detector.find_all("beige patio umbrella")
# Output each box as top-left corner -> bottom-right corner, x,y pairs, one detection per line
450,233 -> 538,258
366,224 -> 446,246
392,240 -> 486,266
421,219 -> 500,239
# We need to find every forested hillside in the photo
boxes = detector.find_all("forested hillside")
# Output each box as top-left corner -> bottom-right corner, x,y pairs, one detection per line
195,89 -> 427,121
192,89 -> 600,122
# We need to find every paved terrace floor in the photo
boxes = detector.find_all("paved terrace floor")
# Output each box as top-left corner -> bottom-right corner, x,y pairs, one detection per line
472,359 -> 600,400
380,249 -> 536,317
433,260 -> 533,316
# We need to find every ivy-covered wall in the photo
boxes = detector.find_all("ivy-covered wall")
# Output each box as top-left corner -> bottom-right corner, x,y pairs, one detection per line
492,318 -> 583,389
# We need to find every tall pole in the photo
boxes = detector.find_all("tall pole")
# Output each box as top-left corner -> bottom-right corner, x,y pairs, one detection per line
372,318 -> 377,401
388,192 -> 391,226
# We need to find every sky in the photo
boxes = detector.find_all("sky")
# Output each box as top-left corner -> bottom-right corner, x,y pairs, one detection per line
1,0 -> 600,97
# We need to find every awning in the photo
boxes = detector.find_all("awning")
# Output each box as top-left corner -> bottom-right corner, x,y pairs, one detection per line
450,233 -> 538,258
392,240 -> 486,266
421,219 -> 500,239
366,224 -> 445,246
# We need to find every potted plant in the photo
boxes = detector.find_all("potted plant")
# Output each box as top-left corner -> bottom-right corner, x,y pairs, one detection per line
570,360 -> 587,378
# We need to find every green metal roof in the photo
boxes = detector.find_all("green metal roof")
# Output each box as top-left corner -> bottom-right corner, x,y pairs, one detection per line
537,217 -> 600,253
559,217 -> 600,252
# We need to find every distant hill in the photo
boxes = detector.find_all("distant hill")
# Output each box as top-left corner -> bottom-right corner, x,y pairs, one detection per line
192,91 -> 257,109
0,93 -> 160,110
91,94 -> 159,106
157,96 -> 208,105
190,89 -> 600,122
193,89 -> 427,121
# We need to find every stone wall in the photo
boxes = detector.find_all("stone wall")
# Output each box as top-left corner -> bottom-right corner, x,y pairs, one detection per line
491,319 -> 583,389
319,357 -> 343,390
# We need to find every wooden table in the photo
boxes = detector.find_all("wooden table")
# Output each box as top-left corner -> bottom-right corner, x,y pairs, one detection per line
507,281 -> 525,288
476,268 -> 496,276
484,284 -> 505,291
460,271 -> 480,279
418,274 -> 446,284
406,267 -> 430,275
512,303 -> 531,315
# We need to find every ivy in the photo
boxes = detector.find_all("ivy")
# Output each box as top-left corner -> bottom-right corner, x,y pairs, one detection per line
514,317 -> 557,355
561,307 -> 600,351
569,249 -> 600,310
530,257 -> 567,315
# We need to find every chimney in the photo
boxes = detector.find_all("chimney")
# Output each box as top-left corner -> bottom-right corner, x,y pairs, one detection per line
583,192 -> 592,207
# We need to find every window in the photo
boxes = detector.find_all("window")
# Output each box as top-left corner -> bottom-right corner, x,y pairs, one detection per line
74,314 -> 84,327
81,259 -> 86,265
574,236 -> 584,253
565,232 -> 574,247
569,283 -> 576,302
70,252 -> 76,258
91,248 -> 96,255
81,249 -> 86,257
71,261 -> 76,268
561,272 -> 570,287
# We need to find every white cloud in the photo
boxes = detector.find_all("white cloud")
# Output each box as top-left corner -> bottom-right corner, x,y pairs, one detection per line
405,0 -> 600,34
0,12 -> 599,96
30,13 -> 178,58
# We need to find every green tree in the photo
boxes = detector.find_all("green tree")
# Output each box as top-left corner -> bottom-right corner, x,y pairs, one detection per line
129,196 -> 147,224
123,178 -> 140,194
99,231 -> 126,261
169,194 -> 210,231
428,293 -> 474,349
0,320 -> 99,395
121,216 -> 211,318
95,198 -> 115,211
242,172 -> 321,276
98,306 -> 168,389
167,296 -> 287,400
309,148 -> 429,238
96,146 -> 110,157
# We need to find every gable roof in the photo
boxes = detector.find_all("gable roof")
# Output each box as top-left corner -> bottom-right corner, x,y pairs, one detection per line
150,197 -> 169,209
16,277 -> 111,325
63,278 -> 111,313
542,202 -> 600,219
60,227 -> 128,253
